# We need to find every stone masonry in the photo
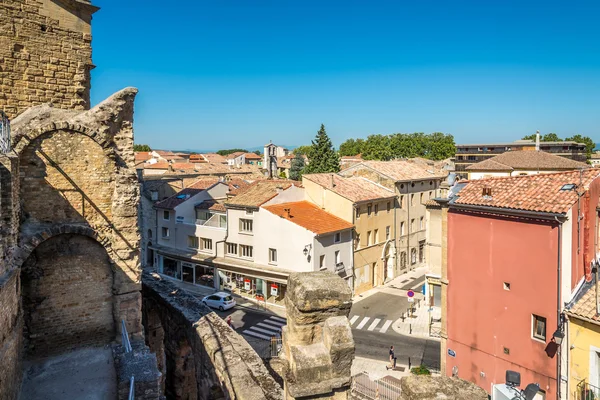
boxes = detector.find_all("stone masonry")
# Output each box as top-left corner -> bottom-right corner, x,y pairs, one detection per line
0,0 -> 98,118
281,272 -> 355,400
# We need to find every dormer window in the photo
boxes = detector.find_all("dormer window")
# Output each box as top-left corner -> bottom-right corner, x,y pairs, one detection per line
163,210 -> 170,220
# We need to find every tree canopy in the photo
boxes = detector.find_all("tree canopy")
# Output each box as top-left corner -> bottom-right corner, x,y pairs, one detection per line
289,153 -> 306,181
216,148 -> 248,156
293,145 -> 312,155
133,144 -> 151,152
340,132 -> 455,161
303,124 -> 340,174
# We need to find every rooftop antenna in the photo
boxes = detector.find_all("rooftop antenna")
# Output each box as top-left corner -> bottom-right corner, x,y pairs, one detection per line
535,130 -> 540,151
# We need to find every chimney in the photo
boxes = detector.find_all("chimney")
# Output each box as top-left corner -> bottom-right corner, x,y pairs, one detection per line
331,174 -> 336,187
535,130 -> 540,151
284,208 -> 291,218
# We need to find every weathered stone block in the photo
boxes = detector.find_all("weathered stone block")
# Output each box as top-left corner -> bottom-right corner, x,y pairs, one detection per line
399,375 -> 488,400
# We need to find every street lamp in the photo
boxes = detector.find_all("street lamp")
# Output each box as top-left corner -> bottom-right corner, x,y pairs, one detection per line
552,329 -> 565,345
303,244 -> 311,257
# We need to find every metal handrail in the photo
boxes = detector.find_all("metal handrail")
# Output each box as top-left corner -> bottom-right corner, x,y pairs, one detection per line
121,320 -> 132,353
128,375 -> 135,400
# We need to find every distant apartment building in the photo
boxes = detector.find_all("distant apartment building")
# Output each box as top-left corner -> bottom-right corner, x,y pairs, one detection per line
441,170 -> 600,399
454,139 -> 587,179
340,160 -> 446,276
226,152 -> 246,166
244,152 -> 262,165
150,179 -> 354,308
590,152 -> 600,167
302,173 -> 397,295
466,149 -> 589,180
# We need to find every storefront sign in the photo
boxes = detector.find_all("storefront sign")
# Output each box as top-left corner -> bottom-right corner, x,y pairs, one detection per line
270,283 -> 278,297
244,279 -> 251,291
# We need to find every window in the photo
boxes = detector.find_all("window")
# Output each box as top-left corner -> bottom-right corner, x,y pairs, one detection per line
419,240 -> 425,263
187,236 -> 199,249
161,227 -> 169,238
335,250 -> 341,264
240,218 -> 253,233
147,229 -> 152,239
320,255 -> 326,269
411,248 -> 417,265
334,232 -> 341,243
226,242 -> 237,255
532,315 -> 546,341
411,194 -> 415,207
411,219 -> 415,232
355,233 -> 360,250
240,244 -> 253,259
201,238 -> 212,251
269,248 -> 277,263
401,222 -> 405,235
151,191 -> 159,201
163,210 -> 170,220
374,204 -> 379,215
400,196 -> 404,209
374,229 -> 379,244
420,216 -> 424,230
387,202 -> 391,212
367,204 -> 372,216
196,209 -> 211,221
367,231 -> 372,246
420,193 -> 424,204
429,191 -> 433,199
355,207 -> 360,219
386,226 -> 390,240
400,252 -> 407,268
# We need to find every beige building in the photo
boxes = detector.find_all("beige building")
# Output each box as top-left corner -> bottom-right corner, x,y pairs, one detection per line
340,160 -> 446,276
302,173 -> 397,295
466,147 -> 589,180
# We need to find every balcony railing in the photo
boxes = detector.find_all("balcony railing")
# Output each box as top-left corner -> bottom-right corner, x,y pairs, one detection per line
196,213 -> 227,229
576,379 -> 600,400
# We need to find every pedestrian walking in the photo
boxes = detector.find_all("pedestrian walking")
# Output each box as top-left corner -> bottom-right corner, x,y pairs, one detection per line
226,316 -> 232,328
386,345 -> 396,370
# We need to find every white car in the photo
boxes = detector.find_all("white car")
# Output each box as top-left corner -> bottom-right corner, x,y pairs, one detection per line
202,292 -> 236,311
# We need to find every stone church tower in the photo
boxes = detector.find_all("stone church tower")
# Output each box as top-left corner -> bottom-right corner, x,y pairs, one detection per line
0,0 -> 98,118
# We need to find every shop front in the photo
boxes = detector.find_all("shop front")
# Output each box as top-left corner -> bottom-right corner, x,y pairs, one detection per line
425,274 -> 441,308
158,254 -> 217,289
217,265 -> 288,306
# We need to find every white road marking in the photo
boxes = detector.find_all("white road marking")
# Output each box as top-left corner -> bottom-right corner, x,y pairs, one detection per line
379,320 -> 393,333
356,317 -> 370,330
367,318 -> 381,331
242,330 -> 272,340
270,316 -> 287,323
349,315 -> 359,326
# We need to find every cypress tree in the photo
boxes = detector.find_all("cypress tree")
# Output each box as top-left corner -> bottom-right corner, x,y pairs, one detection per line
304,124 -> 340,174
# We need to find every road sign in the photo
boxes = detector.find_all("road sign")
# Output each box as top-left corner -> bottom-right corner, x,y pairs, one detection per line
407,297 -> 414,303
448,349 -> 456,358
407,290 -> 415,298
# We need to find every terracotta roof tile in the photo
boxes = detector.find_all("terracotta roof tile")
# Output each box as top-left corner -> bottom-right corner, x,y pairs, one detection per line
226,180 -> 299,207
263,201 -> 354,235
349,160 -> 446,182
187,179 -> 221,190
144,162 -> 170,169
303,173 -> 395,203
202,153 -> 226,163
568,283 -> 600,323
453,169 -> 600,214
170,163 -> 197,170
135,152 -> 152,162
226,151 -> 245,159
154,188 -> 204,209
244,153 -> 262,159
226,178 -> 251,192
466,151 -> 590,171
195,200 -> 226,212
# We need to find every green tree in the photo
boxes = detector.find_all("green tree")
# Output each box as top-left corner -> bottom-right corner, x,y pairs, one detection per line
133,144 -> 151,152
339,138 -> 364,156
521,133 -> 561,142
426,132 -> 455,160
293,145 -> 312,155
279,170 -> 287,179
216,148 -> 248,156
289,153 -> 306,181
566,134 -> 596,157
303,124 -> 340,174
362,134 -> 392,160
253,150 -> 261,156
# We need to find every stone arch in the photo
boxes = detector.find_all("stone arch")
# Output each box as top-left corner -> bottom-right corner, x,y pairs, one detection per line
380,239 -> 396,282
12,121 -> 113,157
20,232 -> 116,357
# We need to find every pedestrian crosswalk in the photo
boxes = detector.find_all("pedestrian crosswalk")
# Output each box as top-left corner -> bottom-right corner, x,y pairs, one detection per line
349,315 -> 394,334
242,315 -> 287,341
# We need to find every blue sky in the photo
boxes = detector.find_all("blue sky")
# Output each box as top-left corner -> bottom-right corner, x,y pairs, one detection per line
91,0 -> 600,151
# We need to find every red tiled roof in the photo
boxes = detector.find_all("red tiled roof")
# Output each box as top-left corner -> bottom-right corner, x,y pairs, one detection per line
567,283 -> 600,324
453,169 -> 600,214
154,150 -> 176,156
189,154 -> 208,163
202,153 -> 226,163
303,173 -> 395,203
466,150 -> 589,171
347,160 -> 446,182
170,163 -> 197,170
187,179 -> 221,190
195,200 -> 226,212
244,153 -> 262,159
263,201 -> 354,235
225,180 -> 297,207
226,151 -> 245,159
226,178 -> 251,192
154,188 -> 204,209
144,162 -> 170,169
135,152 -> 152,162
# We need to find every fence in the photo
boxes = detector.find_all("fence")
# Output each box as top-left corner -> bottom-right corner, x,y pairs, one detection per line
576,379 -> 600,400
242,335 -> 282,360
351,372 -> 402,400
122,320 -> 135,400
428,316 -> 441,338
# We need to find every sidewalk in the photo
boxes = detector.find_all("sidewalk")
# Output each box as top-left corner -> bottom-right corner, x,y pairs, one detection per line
164,277 -> 287,318
392,305 -> 441,339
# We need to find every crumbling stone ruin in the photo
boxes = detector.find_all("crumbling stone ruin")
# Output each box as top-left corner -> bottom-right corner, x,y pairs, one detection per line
281,272 -> 355,400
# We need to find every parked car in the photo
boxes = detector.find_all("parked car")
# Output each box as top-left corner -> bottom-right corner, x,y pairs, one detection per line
202,292 -> 236,311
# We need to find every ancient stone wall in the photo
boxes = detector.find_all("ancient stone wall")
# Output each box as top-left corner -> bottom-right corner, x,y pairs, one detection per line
142,272 -> 283,400
0,0 -> 98,118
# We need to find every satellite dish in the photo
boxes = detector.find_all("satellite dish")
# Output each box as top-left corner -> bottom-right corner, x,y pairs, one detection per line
523,383 -> 540,400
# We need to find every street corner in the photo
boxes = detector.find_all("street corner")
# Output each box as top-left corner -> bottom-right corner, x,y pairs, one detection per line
352,356 -> 412,381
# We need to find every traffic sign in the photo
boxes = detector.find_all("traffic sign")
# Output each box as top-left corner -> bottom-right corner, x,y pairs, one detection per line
407,297 -> 414,303
407,290 -> 415,298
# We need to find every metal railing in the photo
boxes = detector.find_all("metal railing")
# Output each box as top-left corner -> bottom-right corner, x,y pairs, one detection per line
270,337 -> 282,358
122,320 -> 132,353
429,316 -> 442,338
576,379 -> 600,400
0,111 -> 10,154
351,372 -> 402,400
128,376 -> 135,400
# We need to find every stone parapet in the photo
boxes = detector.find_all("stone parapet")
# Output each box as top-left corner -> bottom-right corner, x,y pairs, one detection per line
113,341 -> 162,400
399,375 -> 488,400
282,272 -> 354,400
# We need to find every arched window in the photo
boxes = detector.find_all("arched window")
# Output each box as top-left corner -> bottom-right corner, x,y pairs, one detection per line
148,229 -> 152,239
